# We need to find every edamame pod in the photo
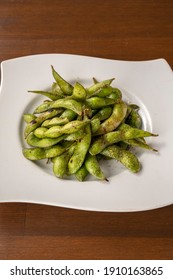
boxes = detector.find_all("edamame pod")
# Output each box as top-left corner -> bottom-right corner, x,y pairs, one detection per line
68,124 -> 91,174
84,153 -> 106,180
94,101 -> 127,135
85,97 -> 116,109
118,123 -> 158,139
34,127 -> 48,138
75,164 -> 89,181
51,66 -> 73,95
28,90 -> 62,101
123,139 -> 158,152
89,123 -> 158,155
23,114 -> 36,123
91,106 -> 113,121
34,101 -> 53,114
26,132 -> 65,148
52,144 -> 76,178
71,82 -> 87,100
51,82 -> 65,98
24,109 -> 59,138
126,109 -> 142,129
65,129 -> 84,141
91,118 -> 100,134
108,88 -> 122,101
101,145 -> 141,173
87,78 -> 114,96
49,98 -> 83,115
59,109 -> 77,120
90,85 -> 114,98
42,117 -> 69,127
22,143 -> 70,160
44,120 -> 90,138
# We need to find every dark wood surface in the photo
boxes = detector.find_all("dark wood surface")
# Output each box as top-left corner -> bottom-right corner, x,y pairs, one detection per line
0,0 -> 173,260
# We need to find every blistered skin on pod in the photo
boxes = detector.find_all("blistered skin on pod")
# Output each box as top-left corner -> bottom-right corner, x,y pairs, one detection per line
42,117 -> 69,127
84,153 -> 106,180
123,139 -> 158,152
89,123 -> 158,155
23,114 -> 36,123
52,144 -> 76,178
26,133 -> 65,148
101,145 -> 141,173
24,109 -> 59,138
75,164 -> 89,182
22,143 -> 71,160
126,109 -> 142,129
43,120 -> 90,138
94,101 -> 127,135
68,124 -> 91,174
85,97 -> 116,109
91,106 -> 113,121
49,98 -> 83,115
87,78 -> 115,96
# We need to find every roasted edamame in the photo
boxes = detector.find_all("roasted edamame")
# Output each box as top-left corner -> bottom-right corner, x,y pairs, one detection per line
22,66 -> 158,181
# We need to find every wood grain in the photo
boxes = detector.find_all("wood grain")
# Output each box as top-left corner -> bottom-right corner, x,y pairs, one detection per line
0,0 -> 173,260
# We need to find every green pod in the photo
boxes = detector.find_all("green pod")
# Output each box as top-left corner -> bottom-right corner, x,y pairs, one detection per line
71,82 -> 87,100
44,120 -> 90,138
51,66 -> 73,95
23,114 -> 36,123
87,78 -> 114,96
49,98 -> 83,115
84,153 -> 106,180
126,109 -> 142,129
34,127 -> 48,138
42,117 -> 69,127
28,90 -> 62,101
94,101 -> 127,135
123,139 -> 158,152
118,123 -> 158,139
68,124 -> 91,174
90,85 -> 114,97
91,118 -> 101,134
124,105 -> 132,120
85,97 -> 116,109
89,123 -> 158,155
101,145 -> 141,173
34,101 -> 54,114
26,132 -> 65,148
65,129 -> 84,141
23,147 -> 46,160
24,109 -> 59,138
108,88 -> 122,100
75,164 -> 89,181
60,109 -> 77,120
52,144 -> 76,178
51,82 -> 65,96
91,106 -> 113,121
22,144 -> 70,161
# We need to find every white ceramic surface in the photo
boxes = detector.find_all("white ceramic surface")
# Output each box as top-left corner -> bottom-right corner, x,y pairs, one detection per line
0,54 -> 173,212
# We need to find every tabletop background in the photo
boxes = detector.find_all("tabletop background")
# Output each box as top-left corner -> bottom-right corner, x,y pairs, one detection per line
0,0 -> 173,260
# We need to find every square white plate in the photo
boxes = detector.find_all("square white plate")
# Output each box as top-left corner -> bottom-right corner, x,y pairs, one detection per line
0,54 -> 173,212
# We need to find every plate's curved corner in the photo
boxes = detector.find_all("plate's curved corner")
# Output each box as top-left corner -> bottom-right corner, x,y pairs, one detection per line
158,57 -> 173,73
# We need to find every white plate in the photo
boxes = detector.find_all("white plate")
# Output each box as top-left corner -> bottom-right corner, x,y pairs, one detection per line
0,54 -> 173,212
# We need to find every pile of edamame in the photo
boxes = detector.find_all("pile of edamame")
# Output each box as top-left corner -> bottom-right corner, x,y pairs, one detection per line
22,66 -> 158,181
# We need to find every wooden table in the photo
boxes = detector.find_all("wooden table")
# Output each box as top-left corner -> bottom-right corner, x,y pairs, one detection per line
0,0 -> 173,260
